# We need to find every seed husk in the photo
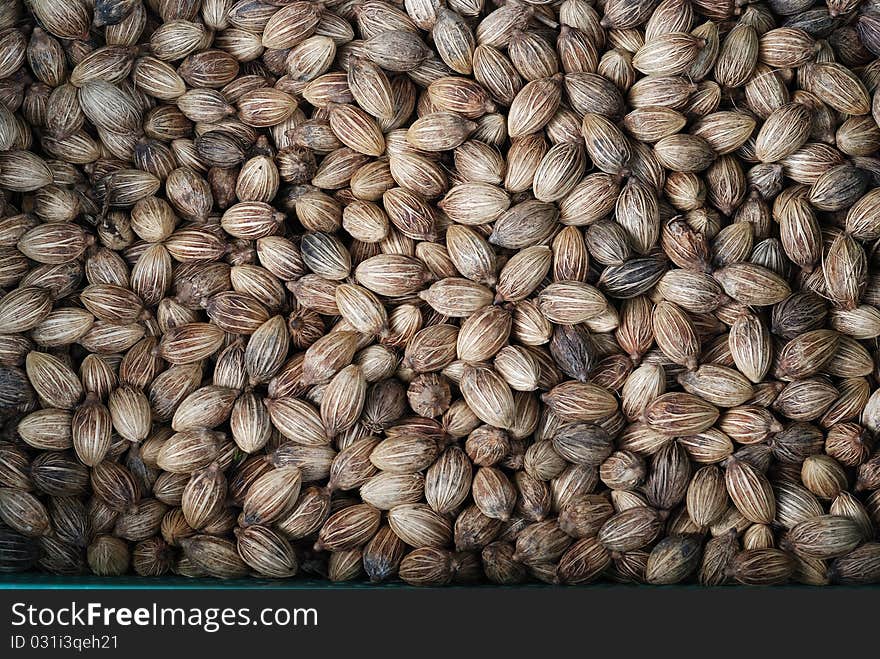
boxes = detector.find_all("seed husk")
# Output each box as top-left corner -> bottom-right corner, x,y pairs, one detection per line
725,458 -> 776,525
646,535 -> 703,584
598,507 -> 664,552
731,548 -> 795,585
830,544 -> 880,585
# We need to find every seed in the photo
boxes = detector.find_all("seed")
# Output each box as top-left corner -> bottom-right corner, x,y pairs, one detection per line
90,461 -> 141,512
581,112 -> 632,175
370,434 -> 440,474
399,547 -> 454,586
698,530 -> 737,586
316,504 -> 381,552
654,134 -> 716,172
556,536 -> 611,585
824,233 -> 867,311
179,535 -> 247,579
387,503 -> 452,547
810,62 -> 870,115
713,263 -> 791,306
472,467 -> 517,521
830,544 -> 880,585
0,488 -> 52,537
633,33 -> 703,76
360,524 -> 404,583
182,464 -> 227,531
236,525 -> 298,579
646,535 -> 702,584
725,458 -> 776,524
512,520 -> 572,566
731,548 -> 795,585
542,381 -> 618,422
86,535 -> 129,577
785,514 -> 862,561
17,222 -> 89,264
241,466 -> 303,527
715,24 -> 758,89
755,103 -> 813,163
598,507 -> 663,552
599,257 -> 667,299
156,430 -> 223,475
651,301 -> 699,370
538,281 -> 608,325
158,323 -> 225,364
624,107 -> 687,143
777,329 -> 839,379
460,365 -> 515,430
489,199 -> 560,249
558,495 -> 614,539
803,455 -> 849,499
643,393 -> 719,436
692,112 -> 756,155
407,112 -> 476,151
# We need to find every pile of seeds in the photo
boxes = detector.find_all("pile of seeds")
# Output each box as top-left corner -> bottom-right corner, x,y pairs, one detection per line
1,0 -> 880,586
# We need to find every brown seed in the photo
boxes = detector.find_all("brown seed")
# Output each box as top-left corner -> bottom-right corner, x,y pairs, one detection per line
364,30 -> 429,72
424,444 -> 472,514
489,200 -> 559,249
508,75 -> 563,138
267,397 -> 329,447
810,62 -> 870,115
830,544 -> 880,585
90,461 -> 141,512
598,507 -> 663,552
654,134 -> 715,172
652,301 -> 700,370
156,430 -> 223,474
370,433 -> 440,474
803,454 -> 849,499
460,365 -> 515,430
725,458 -> 775,524
181,535 -> 248,579
754,103 -> 813,163
713,263 -> 791,306
687,465 -> 728,527
387,503 -> 452,547
824,233 -> 867,311
731,548 -> 795,585
182,463 -> 227,530
646,535 -> 703,584
17,222 -> 89,264
623,106 -> 687,143
472,467 -> 517,521
643,393 -> 719,436
633,33 -> 704,76
558,495 -> 614,539
236,525 -> 298,578
398,547 -> 454,586
539,281 -> 608,325
407,112 -> 477,151
581,112 -> 632,175
0,488 -> 52,537
301,330 -> 358,386
158,323 -> 225,364
728,313 -> 772,384
242,466 -> 303,526
542,381 -> 618,423
315,504 -> 382,551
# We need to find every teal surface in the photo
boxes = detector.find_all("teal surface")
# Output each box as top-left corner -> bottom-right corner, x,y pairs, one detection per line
2,575 -> 870,589
0,574 -> 407,589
